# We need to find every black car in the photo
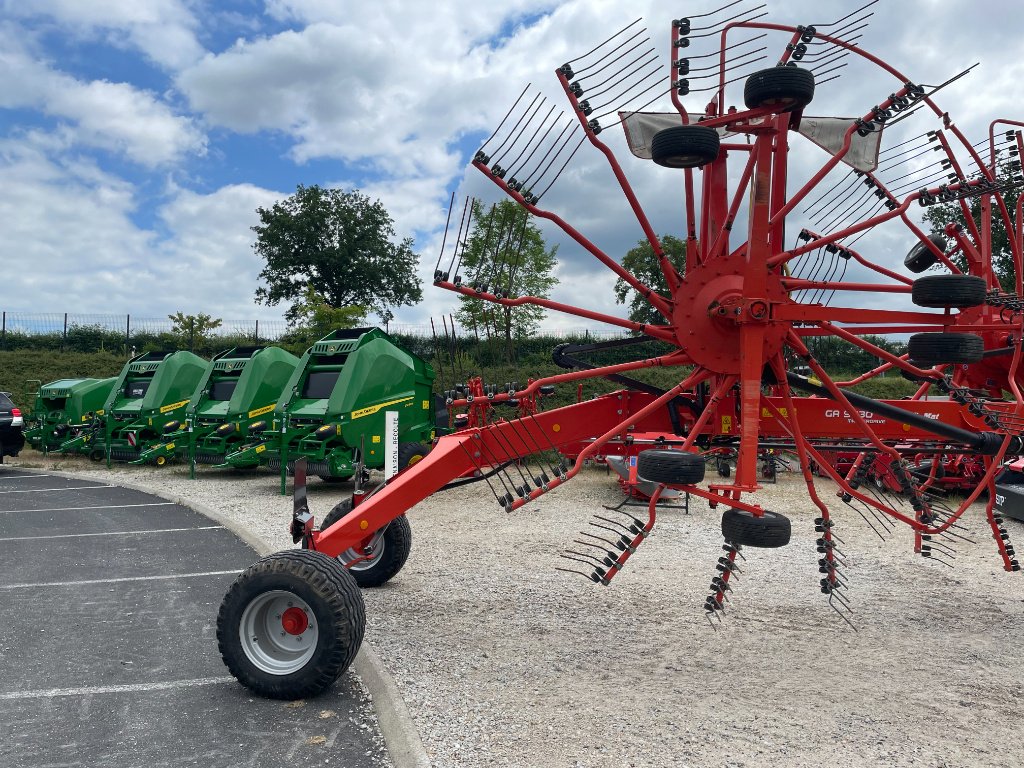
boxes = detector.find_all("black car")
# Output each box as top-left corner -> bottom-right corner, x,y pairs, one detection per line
0,391 -> 25,461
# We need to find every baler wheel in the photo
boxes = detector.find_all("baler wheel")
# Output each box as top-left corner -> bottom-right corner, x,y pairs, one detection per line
743,66 -> 815,111
217,549 -> 364,699
321,498 -> 413,588
907,332 -> 984,364
88,448 -> 104,462
905,234 -> 946,273
721,508 -> 792,548
911,274 -> 987,308
637,449 -> 705,484
155,456 -> 166,467
398,442 -> 429,469
651,126 -> 720,169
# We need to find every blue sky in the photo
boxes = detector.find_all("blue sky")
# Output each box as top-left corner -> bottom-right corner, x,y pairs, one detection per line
1,0 -> 1023,334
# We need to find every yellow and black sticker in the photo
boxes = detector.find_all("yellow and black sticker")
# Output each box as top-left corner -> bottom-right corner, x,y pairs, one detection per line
371,435 -> 381,443
721,415 -> 732,433
255,444 -> 266,454
422,400 -> 430,409
351,396 -> 413,420
247,403 -> 275,419
165,443 -> 175,451
160,400 -> 190,414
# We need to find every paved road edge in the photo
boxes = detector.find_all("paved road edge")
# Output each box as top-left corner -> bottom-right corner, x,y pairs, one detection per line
14,465 -> 431,768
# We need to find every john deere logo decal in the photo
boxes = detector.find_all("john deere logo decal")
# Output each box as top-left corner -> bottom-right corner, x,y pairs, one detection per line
351,396 -> 413,420
160,400 -> 190,414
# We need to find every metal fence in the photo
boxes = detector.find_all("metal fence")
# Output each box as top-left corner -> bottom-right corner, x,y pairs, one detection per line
0,312 -> 289,343
0,312 -> 627,353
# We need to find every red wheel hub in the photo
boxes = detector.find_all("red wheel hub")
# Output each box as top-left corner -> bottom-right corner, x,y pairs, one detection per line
672,252 -> 790,374
281,606 -> 309,635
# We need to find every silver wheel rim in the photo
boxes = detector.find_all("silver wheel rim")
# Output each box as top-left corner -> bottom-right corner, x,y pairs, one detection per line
340,538 -> 385,572
239,590 -> 317,675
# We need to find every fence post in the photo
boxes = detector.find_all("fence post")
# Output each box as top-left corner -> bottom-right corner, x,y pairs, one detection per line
1,311 -> 5,351
125,315 -> 130,357
62,312 -> 68,352
189,316 -> 195,353
255,320 -> 259,344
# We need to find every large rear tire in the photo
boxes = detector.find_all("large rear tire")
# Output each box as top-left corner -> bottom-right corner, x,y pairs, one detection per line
217,550 -> 365,700
320,498 -> 413,588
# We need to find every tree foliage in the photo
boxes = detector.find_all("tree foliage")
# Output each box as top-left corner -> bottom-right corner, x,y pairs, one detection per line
922,160 -> 1022,291
253,185 -> 422,324
454,200 -> 557,361
285,285 -> 366,344
613,235 -> 687,325
168,312 -> 222,350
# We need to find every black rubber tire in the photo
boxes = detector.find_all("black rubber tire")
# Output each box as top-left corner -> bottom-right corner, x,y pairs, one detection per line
397,442 -> 429,470
911,274 -> 987,308
905,234 -> 946,273
88,448 -> 104,462
217,549 -> 365,700
651,126 -> 720,168
320,498 -> 413,588
716,457 -> 731,478
721,508 -> 792,548
636,449 -> 705,484
743,66 -> 815,111
907,332 -> 984,364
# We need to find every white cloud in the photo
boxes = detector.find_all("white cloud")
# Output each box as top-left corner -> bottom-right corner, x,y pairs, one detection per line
178,22 -> 476,177
0,139 -> 154,310
0,137 -> 282,321
154,183 -> 286,318
1,0 -> 204,69
0,33 -> 206,166
49,78 -> 206,166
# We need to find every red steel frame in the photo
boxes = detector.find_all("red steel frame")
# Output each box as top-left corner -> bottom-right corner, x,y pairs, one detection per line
306,12 -> 1024,581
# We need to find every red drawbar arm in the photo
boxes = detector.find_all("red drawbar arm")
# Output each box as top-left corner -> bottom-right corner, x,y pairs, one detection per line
312,391 -> 676,556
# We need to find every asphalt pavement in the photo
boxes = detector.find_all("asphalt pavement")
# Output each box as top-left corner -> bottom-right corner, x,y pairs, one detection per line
0,467 -> 389,768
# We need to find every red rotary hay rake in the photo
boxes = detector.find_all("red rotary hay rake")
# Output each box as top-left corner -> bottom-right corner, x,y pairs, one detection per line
218,2 -> 1024,698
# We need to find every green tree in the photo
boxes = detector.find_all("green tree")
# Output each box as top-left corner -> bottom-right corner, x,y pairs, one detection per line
454,200 -> 557,361
168,312 -> 222,351
613,235 -> 686,325
253,185 -> 422,324
287,284 -> 367,343
922,160 -> 1021,291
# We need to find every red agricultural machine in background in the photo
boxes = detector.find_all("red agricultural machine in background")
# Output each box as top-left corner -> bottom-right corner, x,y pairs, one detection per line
217,2 -> 1024,699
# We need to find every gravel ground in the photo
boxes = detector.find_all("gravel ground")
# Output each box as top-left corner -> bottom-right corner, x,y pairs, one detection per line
14,454 -> 1024,768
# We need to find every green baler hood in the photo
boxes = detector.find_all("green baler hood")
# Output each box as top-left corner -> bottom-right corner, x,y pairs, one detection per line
189,346 -> 300,423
